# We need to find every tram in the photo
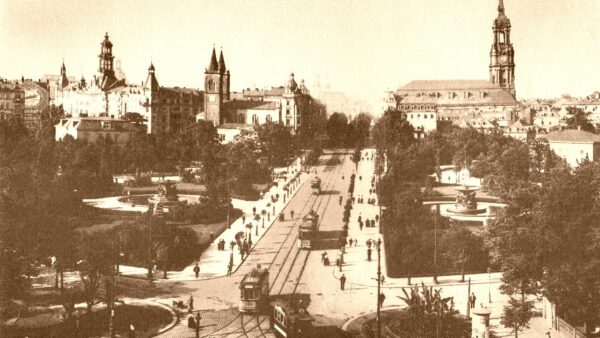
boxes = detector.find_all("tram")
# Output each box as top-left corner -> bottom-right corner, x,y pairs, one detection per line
311,177 -> 321,195
271,301 -> 314,338
239,264 -> 270,313
298,210 -> 319,249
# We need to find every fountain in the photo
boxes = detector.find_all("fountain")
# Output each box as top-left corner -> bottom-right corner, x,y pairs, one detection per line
447,186 -> 487,215
148,182 -> 184,215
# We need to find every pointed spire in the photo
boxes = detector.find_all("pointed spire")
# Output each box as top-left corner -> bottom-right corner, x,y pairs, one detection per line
148,61 -> 155,72
208,46 -> 219,72
218,48 -> 226,73
498,0 -> 504,13
61,59 -> 66,74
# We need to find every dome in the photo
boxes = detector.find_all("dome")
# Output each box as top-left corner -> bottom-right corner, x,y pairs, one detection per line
286,72 -> 298,92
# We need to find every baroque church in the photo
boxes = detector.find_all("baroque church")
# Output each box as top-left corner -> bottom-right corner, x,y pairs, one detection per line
384,0 -> 518,134
54,33 -> 203,134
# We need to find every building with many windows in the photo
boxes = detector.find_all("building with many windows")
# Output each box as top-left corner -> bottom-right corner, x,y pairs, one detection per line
0,79 -> 24,122
54,33 -> 203,134
386,0 -> 518,133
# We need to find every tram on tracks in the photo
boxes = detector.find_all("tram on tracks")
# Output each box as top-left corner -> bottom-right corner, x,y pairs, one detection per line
298,210 -> 319,249
271,301 -> 314,338
311,177 -> 321,195
239,264 -> 270,313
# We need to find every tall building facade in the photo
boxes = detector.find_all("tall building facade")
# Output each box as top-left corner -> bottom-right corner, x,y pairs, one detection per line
204,47 -> 230,126
54,33 -> 203,134
489,0 -> 516,97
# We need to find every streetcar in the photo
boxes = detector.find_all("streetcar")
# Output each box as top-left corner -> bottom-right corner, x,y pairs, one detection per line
298,210 -> 319,249
239,264 -> 270,313
271,301 -> 314,338
311,177 -> 321,195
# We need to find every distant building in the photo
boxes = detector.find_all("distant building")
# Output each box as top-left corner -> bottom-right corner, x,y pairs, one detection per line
55,116 -> 139,144
54,33 -> 203,134
540,129 -> 600,167
387,0 -> 517,133
199,47 -> 315,140
0,79 -> 24,122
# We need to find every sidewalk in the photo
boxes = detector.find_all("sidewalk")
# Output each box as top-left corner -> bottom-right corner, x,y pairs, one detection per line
119,159 -> 307,282
332,149 -> 552,337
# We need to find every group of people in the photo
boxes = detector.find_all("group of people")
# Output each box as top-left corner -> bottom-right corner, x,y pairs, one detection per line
357,215 -> 377,231
216,239 -> 227,251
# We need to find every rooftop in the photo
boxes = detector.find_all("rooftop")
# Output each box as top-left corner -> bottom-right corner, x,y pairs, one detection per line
542,129 -> 600,143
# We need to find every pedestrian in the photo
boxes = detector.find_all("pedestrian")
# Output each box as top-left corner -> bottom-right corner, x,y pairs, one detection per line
321,251 -> 327,263
252,206 -> 256,215
209,232 -> 214,242
381,275 -> 385,284
367,248 -> 372,261
359,175 -> 362,181
187,314 -> 196,328
188,295 -> 194,312
379,293 -> 386,307
340,273 -> 346,290
290,210 -> 295,219
242,214 -> 246,224
349,238 -> 353,247
230,240 -> 236,251
128,324 -> 136,338
227,262 -> 233,276
470,292 -> 476,308
339,196 -> 343,205
359,222 -> 363,231
366,239 -> 372,248
358,215 -> 362,223
375,214 -> 379,222
193,263 -> 200,279
354,238 -> 358,247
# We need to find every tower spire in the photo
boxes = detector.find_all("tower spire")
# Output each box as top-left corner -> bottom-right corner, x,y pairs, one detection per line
498,0 -> 504,13
208,46 -> 219,72
218,48 -> 226,73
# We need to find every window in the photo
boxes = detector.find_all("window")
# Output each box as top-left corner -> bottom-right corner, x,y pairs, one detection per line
208,79 -> 215,92
499,32 -> 505,44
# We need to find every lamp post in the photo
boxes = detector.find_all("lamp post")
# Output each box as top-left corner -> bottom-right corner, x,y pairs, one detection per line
375,238 -> 382,338
488,267 -> 492,303
261,210 -> 266,228
147,213 -> 153,279
433,204 -> 439,284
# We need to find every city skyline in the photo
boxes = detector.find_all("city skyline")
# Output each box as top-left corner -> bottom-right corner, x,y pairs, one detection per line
2,0 -> 600,111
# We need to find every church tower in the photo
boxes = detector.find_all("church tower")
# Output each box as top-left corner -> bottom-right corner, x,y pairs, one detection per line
204,47 -> 229,126
59,60 -> 69,88
489,0 -> 515,97
97,32 -> 118,90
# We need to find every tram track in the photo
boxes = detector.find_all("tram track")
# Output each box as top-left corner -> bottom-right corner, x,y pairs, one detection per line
202,154 -> 346,338
234,155 -> 345,338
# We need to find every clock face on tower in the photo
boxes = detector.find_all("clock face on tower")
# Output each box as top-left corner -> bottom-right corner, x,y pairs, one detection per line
22,83 -> 49,110
499,55 -> 509,64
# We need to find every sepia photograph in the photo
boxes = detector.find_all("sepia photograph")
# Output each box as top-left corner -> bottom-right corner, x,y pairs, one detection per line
1,0 -> 600,337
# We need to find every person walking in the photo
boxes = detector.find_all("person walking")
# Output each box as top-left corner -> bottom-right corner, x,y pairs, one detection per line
227,262 -> 233,276
193,263 -> 200,279
359,221 -> 363,231
470,292 -> 477,309
290,210 -> 294,219
321,251 -> 327,263
367,247 -> 372,261
349,238 -> 353,247
340,274 -> 346,290
339,196 -> 343,205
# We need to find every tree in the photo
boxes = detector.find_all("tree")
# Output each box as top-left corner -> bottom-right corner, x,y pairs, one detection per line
501,297 -> 534,338
326,112 -> 349,148
372,107 -> 415,158
256,122 -> 298,167
565,106 -> 595,133
348,113 -> 371,147
77,231 -> 114,313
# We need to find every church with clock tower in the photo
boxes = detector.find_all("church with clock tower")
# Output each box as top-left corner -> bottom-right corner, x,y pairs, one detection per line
387,0 -> 519,134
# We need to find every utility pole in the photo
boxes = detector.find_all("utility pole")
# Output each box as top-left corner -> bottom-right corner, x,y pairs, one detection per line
376,238 -> 382,338
109,262 -> 116,338
433,204 -> 439,284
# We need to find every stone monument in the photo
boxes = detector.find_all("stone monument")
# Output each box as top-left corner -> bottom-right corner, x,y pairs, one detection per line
447,186 -> 487,215
148,182 -> 181,216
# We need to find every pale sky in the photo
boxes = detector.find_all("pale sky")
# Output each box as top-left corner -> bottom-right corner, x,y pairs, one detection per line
2,0 -> 600,110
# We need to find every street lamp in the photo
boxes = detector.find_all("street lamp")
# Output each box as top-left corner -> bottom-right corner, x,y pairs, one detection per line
487,267 -> 492,303
368,238 -> 383,338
